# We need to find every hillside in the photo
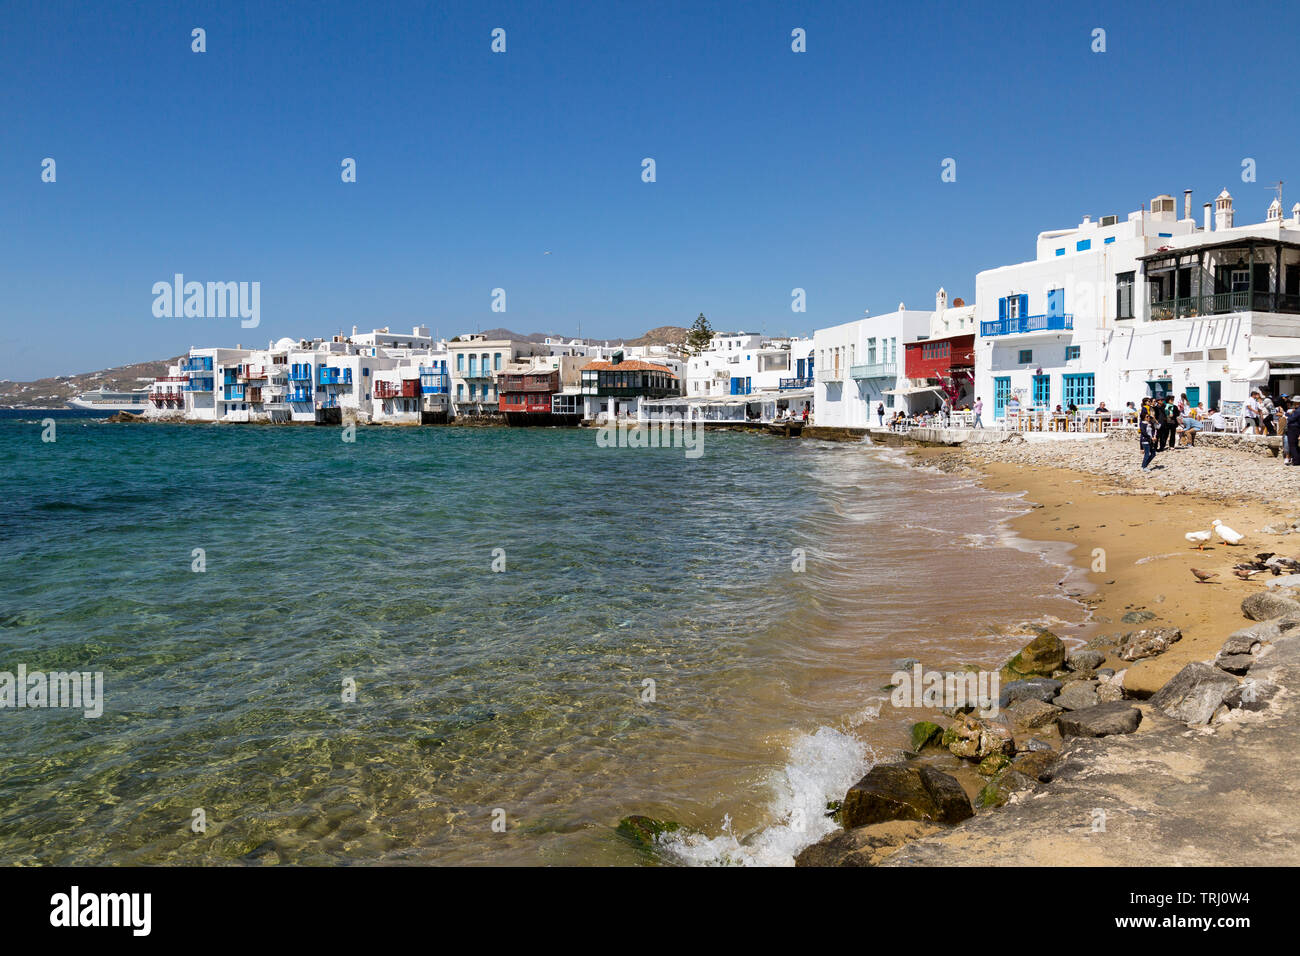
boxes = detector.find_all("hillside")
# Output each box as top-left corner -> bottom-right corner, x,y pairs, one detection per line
0,356 -> 184,409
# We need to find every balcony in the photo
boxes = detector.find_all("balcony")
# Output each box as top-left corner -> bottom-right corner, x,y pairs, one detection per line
180,358 -> 213,372
815,368 -> 844,383
1149,292 -> 1300,321
183,378 -> 214,391
286,390 -> 313,403
850,362 -> 897,380
980,313 -> 1074,337
778,376 -> 814,390
287,370 -> 313,383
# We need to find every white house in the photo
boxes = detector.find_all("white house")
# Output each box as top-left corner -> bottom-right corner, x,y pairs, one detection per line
812,307 -> 933,428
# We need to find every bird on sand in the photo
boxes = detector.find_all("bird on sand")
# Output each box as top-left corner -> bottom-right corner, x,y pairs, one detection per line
1212,519 -> 1244,546
1190,568 -> 1218,584
1185,526 -> 1212,550
1234,568 -> 1262,580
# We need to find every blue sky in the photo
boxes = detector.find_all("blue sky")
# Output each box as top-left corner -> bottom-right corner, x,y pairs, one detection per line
4,0 -> 1300,379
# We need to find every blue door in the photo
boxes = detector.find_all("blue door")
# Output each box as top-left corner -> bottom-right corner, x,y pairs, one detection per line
994,376 -> 1011,418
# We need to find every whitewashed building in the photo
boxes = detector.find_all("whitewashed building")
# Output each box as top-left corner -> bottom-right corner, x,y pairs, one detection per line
812,307 -> 932,427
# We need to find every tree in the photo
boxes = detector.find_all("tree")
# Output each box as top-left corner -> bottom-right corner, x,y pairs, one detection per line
685,313 -> 715,355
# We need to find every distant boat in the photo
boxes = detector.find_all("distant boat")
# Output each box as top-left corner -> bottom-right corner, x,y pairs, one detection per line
67,388 -> 151,412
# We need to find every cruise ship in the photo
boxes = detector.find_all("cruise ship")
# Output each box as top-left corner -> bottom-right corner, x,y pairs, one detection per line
67,388 -> 152,412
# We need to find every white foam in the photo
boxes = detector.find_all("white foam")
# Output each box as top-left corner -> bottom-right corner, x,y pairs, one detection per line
661,726 -> 874,867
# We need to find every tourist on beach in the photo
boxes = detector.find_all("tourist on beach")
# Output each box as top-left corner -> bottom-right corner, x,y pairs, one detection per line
1178,404 -> 1202,446
1152,398 -> 1171,451
1166,398 -> 1182,449
802,404 -> 809,424
1139,410 -> 1157,469
876,402 -> 885,426
1245,391 -> 1264,434
1261,391 -> 1278,435
1287,397 -> 1300,466
972,397 -> 983,428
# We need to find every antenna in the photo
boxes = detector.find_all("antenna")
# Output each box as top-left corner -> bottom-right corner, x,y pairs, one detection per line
1273,181 -> 1285,208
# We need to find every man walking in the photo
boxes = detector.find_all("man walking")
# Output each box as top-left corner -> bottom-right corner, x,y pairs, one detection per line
876,402 -> 885,426
1287,396 -> 1300,466
1140,410 -> 1157,469
972,396 -> 984,429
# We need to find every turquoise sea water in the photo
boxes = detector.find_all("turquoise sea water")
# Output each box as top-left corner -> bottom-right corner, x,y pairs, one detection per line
0,416 -> 1079,865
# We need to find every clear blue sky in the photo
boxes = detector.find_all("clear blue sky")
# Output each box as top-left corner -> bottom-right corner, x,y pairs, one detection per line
4,0 -> 1299,379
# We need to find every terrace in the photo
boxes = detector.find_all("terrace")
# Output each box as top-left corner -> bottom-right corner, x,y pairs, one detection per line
980,313 -> 1074,337
849,362 -> 897,379
1141,238 -> 1300,321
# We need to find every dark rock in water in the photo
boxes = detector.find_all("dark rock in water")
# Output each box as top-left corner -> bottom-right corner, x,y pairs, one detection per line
840,764 -> 973,828
794,820 -> 938,867
1224,678 -> 1280,711
1054,681 -> 1100,711
1118,627 -> 1182,662
1010,749 -> 1061,782
893,657 -> 921,671
1241,591 -> 1300,622
616,815 -> 680,848
1000,631 -> 1066,682
909,720 -> 943,752
1057,702 -> 1142,737
999,678 -> 1063,709
977,769 -> 1038,808
239,840 -> 281,864
1215,654 -> 1254,675
1121,610 -> 1157,624
1067,649 -> 1106,672
1004,697 -> 1062,730
106,411 -> 146,423
1150,663 -> 1238,726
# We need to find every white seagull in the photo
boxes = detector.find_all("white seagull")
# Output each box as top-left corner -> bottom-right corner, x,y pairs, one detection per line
1185,526 -> 1212,550
1212,519 -> 1244,546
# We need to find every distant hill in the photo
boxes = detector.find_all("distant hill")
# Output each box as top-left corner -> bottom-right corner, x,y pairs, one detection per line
0,356 -> 184,409
1,325 -> 691,408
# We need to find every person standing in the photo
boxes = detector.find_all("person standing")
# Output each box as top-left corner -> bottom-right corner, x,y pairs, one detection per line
876,402 -> 884,426
1140,410 -> 1157,469
973,396 -> 984,429
1153,398 -> 1170,451
1261,392 -> 1277,435
1245,391 -> 1264,434
1287,397 -> 1300,466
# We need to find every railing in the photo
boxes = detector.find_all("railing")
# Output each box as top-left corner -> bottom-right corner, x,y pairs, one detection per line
183,378 -> 214,391
778,376 -> 814,390
286,390 -> 313,403
1149,292 -> 1300,320
288,371 -> 313,382
980,313 -> 1074,336
850,362 -> 897,379
181,358 -> 213,372
374,382 -> 402,399
815,368 -> 843,383
155,375 -> 188,383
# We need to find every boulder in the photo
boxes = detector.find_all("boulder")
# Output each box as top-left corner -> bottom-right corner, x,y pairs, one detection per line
1117,627 -> 1183,662
1095,682 -> 1126,703
1054,681 -> 1100,711
976,769 -> 1038,808
942,713 -> 1015,760
1241,591 -> 1300,622
1057,702 -> 1142,737
1000,631 -> 1067,682
1149,663 -> 1239,726
1067,649 -> 1106,672
840,764 -> 973,828
1224,678 -> 1280,712
1058,668 -> 1097,684
1017,736 -> 1054,753
1010,750 -> 1061,782
909,720 -> 943,752
794,820 -> 938,867
1218,633 -> 1260,657
1121,610 -> 1157,624
999,678 -> 1063,709
1004,697 -> 1062,729
978,753 -> 1012,776
1215,654 -> 1254,675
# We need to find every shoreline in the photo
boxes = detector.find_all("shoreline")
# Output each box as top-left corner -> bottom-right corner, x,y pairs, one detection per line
792,440 -> 1300,866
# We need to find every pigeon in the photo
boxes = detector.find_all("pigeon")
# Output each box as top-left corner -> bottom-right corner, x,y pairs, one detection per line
1190,568 -> 1217,583
1234,569 -> 1262,580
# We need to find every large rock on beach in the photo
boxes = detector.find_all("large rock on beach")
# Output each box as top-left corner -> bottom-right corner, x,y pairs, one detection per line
794,820 -> 938,867
941,713 -> 1015,760
1241,591 -> 1300,622
976,769 -> 1038,808
1224,678 -> 1280,712
1117,627 -> 1182,662
1067,649 -> 1106,672
1056,702 -> 1142,737
1053,681 -> 1100,711
840,764 -> 973,828
1004,697 -> 1062,729
1149,663 -> 1238,726
1000,631 -> 1067,682
909,721 -> 943,752
999,678 -> 1062,709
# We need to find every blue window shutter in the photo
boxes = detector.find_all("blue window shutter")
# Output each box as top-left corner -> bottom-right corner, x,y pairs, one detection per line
999,297 -> 1007,320
1019,294 -> 1029,317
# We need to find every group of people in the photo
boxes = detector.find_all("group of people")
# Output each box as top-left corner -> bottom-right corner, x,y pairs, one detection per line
1139,391 -> 1300,468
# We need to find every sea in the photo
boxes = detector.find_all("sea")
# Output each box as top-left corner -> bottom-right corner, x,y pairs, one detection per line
0,411 -> 1082,865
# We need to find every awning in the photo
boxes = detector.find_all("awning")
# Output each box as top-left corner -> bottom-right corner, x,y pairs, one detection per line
1229,360 -> 1270,382
882,385 -> 946,396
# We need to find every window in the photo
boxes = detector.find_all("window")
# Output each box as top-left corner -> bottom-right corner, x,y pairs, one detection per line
1018,349 -> 1033,363
494,353 -> 502,371
1076,239 -> 1091,251
1063,373 -> 1095,407
1161,340 -> 1171,356
867,338 -> 876,364
1033,374 -> 1050,407
1103,236 -> 1116,245
1116,272 -> 1135,319
1066,345 -> 1081,360
1055,248 -> 1065,257
993,377 -> 1011,418
457,354 -> 464,372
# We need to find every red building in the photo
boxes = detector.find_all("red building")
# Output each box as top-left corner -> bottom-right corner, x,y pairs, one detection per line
904,333 -> 975,407
498,368 -> 579,425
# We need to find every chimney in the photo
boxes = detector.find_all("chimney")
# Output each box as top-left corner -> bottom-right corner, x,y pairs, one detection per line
1215,189 -> 1234,231
936,287 -> 948,312
1183,189 -> 1192,221
1203,202 -> 1212,232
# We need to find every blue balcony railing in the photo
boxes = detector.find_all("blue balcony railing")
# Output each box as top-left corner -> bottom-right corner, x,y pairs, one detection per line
222,386 -> 245,401
286,389 -> 313,403
980,313 -> 1074,337
181,357 -> 213,372
288,370 -> 313,382
183,377 -> 214,391
778,376 -> 813,390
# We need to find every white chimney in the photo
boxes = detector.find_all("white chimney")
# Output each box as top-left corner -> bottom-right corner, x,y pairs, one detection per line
1215,189 -> 1234,231
936,287 -> 948,312
1183,189 -> 1192,221
1203,202 -> 1212,232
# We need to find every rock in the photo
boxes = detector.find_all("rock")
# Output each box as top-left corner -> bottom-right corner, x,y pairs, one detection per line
1017,737 -> 1054,753
908,721 -> 943,752
893,657 -> 921,670
1057,668 -> 1098,684
1224,678 -> 1280,711
1219,633 -> 1260,656
1000,631 -> 1067,681
1215,654 -> 1254,675
1095,682 -> 1125,702
616,815 -> 680,848
999,678 -> 1063,709
1121,610 -> 1157,624
1118,627 -> 1182,662
1067,649 -> 1106,672
1241,591 -> 1300,622
1084,633 -> 1119,650
1054,681 -> 1100,711
978,753 -> 1012,776
1149,663 -> 1239,726
1010,750 -> 1061,782
794,820 -> 938,867
1264,574 -> 1300,589
976,769 -> 1038,808
1057,702 -> 1142,737
1096,667 -> 1116,678
840,764 -> 973,828
1004,697 -> 1062,729
942,713 -> 1015,760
